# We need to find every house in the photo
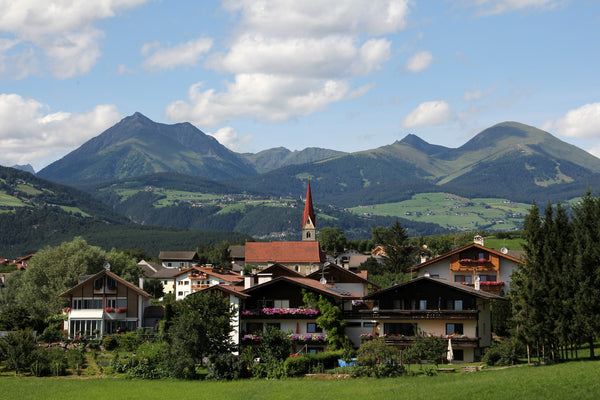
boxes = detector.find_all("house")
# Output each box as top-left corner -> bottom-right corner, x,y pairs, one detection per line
239,275 -> 363,353
408,236 -> 524,294
138,260 -> 179,295
158,251 -> 200,268
59,269 -> 152,337
363,276 -> 505,362
173,266 -> 243,300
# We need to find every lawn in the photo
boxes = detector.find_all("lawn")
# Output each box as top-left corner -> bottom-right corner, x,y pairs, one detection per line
2,360 -> 599,400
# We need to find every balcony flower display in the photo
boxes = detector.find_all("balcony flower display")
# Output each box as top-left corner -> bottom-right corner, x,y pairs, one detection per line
289,333 -> 327,343
117,307 -> 127,313
480,281 -> 504,286
241,308 -> 319,316
242,334 -> 260,343
104,307 -> 115,313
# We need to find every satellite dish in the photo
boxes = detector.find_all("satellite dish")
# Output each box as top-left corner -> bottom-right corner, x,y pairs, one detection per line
103,262 -> 111,271
319,277 -> 327,285
501,247 -> 508,254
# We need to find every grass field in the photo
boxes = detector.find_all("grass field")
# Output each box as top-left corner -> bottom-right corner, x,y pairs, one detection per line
2,360 -> 599,400
350,193 -> 532,232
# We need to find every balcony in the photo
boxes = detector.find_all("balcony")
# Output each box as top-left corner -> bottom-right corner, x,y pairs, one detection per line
353,309 -> 478,320
191,283 -> 210,291
361,334 -> 479,347
241,308 -> 319,319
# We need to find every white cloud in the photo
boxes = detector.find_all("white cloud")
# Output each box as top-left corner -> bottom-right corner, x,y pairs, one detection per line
208,126 -> 253,152
0,0 -> 147,79
401,100 -> 452,127
167,1 -> 408,126
0,94 -> 121,170
141,38 -> 213,71
467,0 -> 561,16
405,51 -> 433,73
546,103 -> 600,139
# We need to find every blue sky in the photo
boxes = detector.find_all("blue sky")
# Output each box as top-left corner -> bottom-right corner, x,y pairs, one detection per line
1,1 -> 600,172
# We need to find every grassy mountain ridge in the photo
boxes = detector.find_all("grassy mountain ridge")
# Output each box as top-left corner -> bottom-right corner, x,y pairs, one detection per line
242,147 -> 346,173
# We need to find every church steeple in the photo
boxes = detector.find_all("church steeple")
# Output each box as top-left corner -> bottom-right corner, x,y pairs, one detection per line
302,180 -> 316,241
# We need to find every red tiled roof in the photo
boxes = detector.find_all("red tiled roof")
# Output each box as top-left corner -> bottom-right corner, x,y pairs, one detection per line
245,241 -> 324,264
173,266 -> 243,284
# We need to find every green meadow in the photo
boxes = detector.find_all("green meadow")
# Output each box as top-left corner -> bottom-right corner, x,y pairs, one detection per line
2,360 -> 599,400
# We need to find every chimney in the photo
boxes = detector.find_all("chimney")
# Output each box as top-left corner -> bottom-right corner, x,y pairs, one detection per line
474,234 -> 484,246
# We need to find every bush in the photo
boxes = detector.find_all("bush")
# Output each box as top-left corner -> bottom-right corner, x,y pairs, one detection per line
67,348 -> 86,375
482,337 -> 525,366
30,348 -> 51,377
283,350 -> 345,377
40,323 -> 65,343
48,347 -> 67,376
103,335 -> 118,350
118,332 -> 140,352
0,329 -> 36,374
207,353 -> 248,380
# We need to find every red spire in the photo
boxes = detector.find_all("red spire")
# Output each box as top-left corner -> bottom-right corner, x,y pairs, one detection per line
302,180 -> 316,228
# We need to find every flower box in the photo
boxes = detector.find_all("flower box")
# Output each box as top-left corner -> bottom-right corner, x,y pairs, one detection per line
242,308 -> 319,316
117,307 -> 127,313
104,307 -> 115,313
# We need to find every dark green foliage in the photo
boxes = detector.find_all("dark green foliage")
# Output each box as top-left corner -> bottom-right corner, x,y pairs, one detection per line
482,337 -> 525,366
0,329 -> 36,374
283,350 -> 345,377
66,348 -> 86,375
118,332 -> 140,352
29,348 -> 51,377
356,338 -> 402,377
318,227 -> 346,254
0,303 -> 32,331
258,326 -> 292,362
47,347 -> 67,376
207,353 -> 248,380
143,279 -> 164,299
103,335 -> 119,350
40,323 -> 65,343
302,291 -> 350,350
406,334 -> 447,366
166,292 -> 235,379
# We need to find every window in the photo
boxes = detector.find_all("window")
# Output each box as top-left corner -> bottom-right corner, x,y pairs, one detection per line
94,278 -> 103,291
363,322 -> 377,328
384,323 -> 415,336
307,323 -> 322,333
106,298 -> 116,309
419,300 -> 427,310
455,275 -> 472,283
453,349 -> 464,361
446,323 -> 464,335
392,299 -> 403,309
479,275 -> 496,282
454,300 -> 463,310
106,277 -> 117,291
246,322 -> 263,334
273,299 -> 290,308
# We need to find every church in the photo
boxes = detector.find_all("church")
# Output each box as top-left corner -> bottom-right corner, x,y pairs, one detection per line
243,180 -> 326,275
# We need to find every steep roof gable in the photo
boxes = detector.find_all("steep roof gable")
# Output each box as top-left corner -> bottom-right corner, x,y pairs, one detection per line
302,180 -> 316,228
409,242 -> 524,272
59,269 -> 151,299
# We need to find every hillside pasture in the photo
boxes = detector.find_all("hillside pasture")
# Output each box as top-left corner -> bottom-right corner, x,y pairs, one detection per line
350,193 -> 532,232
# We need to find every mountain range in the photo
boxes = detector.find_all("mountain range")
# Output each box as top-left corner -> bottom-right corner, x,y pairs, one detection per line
38,113 -> 600,207
3,112 -> 599,254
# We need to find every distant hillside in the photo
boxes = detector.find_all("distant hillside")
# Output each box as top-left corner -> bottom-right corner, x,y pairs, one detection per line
228,122 -> 600,207
243,147 -> 346,173
38,112 -> 258,186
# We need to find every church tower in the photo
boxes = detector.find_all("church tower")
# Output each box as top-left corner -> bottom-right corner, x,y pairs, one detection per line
302,180 -> 316,241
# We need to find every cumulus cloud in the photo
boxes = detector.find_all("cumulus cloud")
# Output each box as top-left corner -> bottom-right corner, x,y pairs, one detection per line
0,94 -> 121,170
466,0 -> 561,16
141,38 -> 213,71
167,0 -> 409,127
0,0 -> 147,79
401,100 -> 452,127
545,103 -> 600,139
207,126 -> 253,152
405,51 -> 433,73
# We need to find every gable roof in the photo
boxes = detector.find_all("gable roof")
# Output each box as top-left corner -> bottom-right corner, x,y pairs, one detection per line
59,269 -> 151,299
196,283 -> 251,299
158,251 -> 199,261
245,241 -> 324,264
261,263 -> 304,278
173,266 -> 243,284
365,276 -> 505,300
242,276 -> 362,300
409,242 -> 525,272
306,262 -> 378,288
